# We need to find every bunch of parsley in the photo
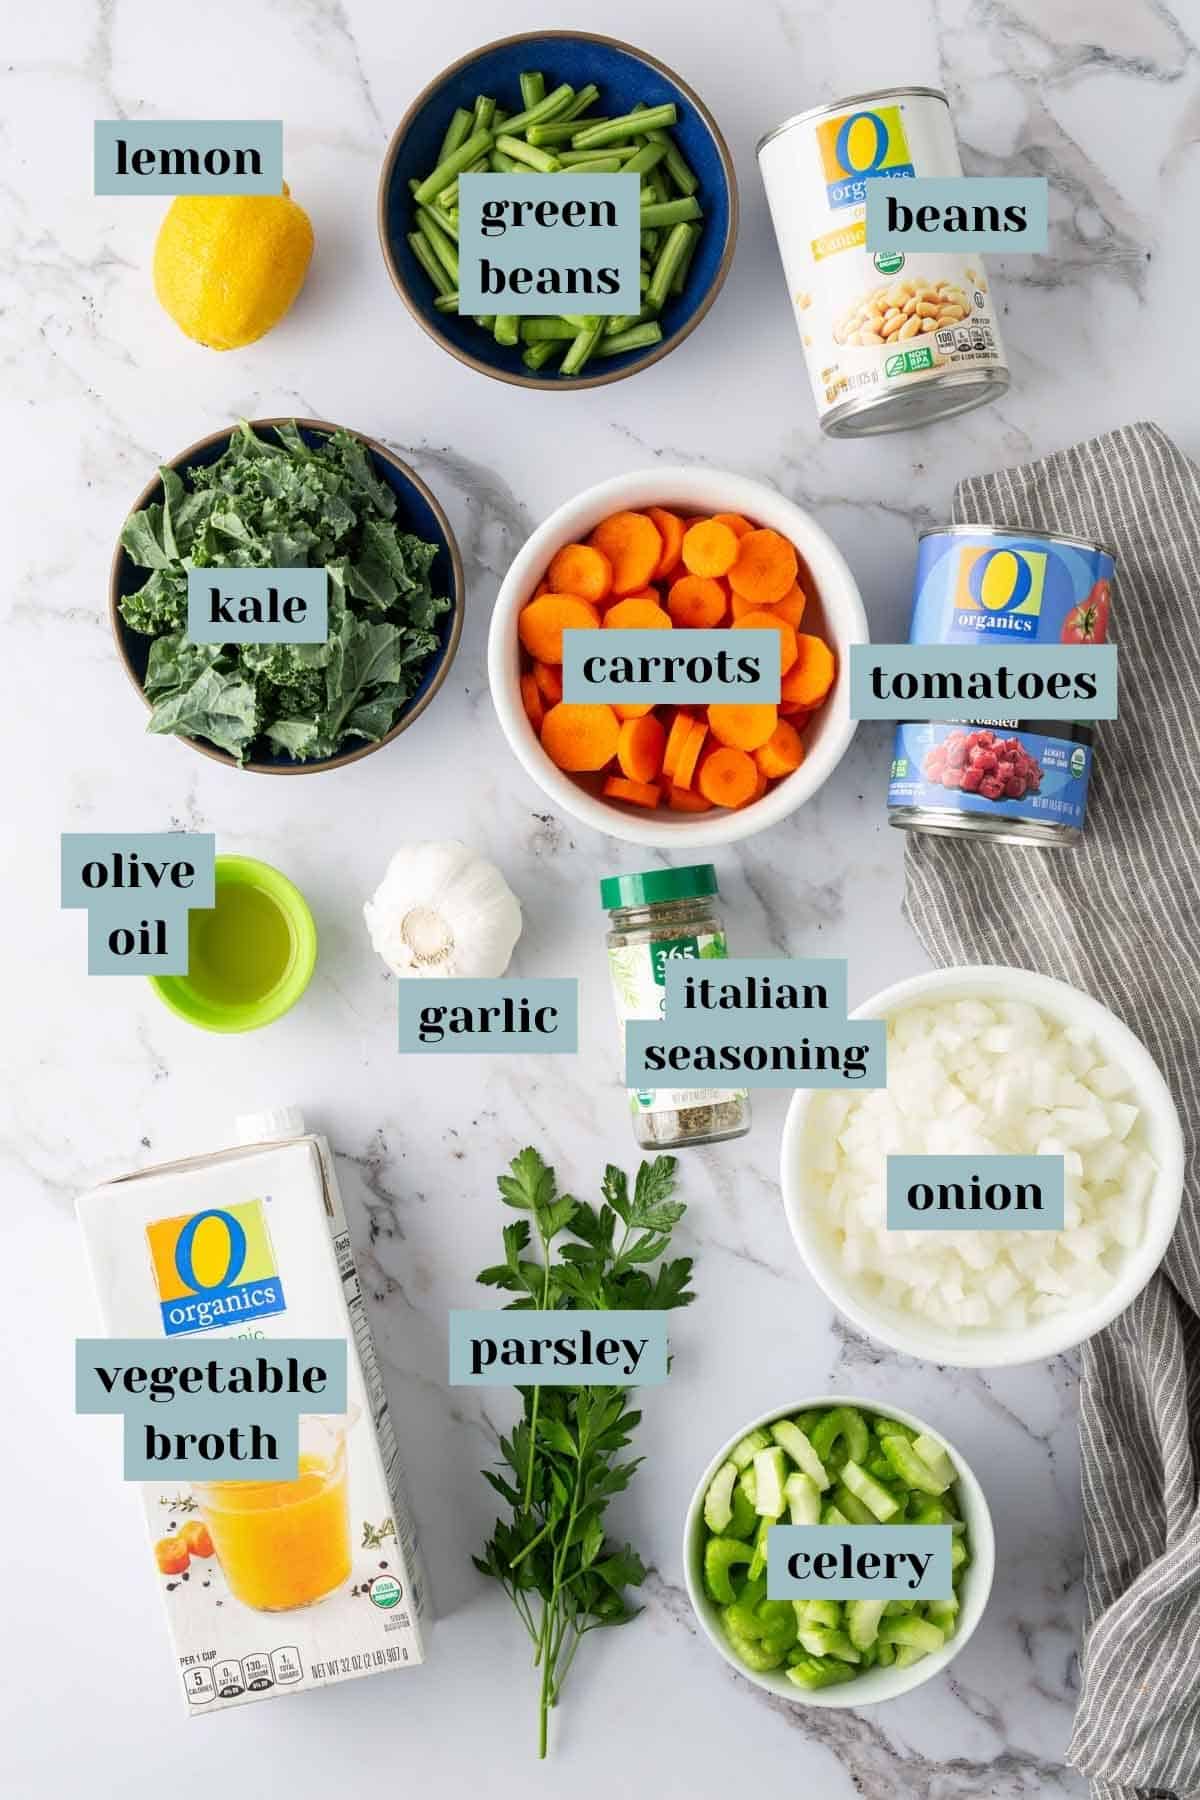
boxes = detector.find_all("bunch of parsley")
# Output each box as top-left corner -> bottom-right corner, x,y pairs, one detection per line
474,1148 -> 695,1757
119,420 -> 450,764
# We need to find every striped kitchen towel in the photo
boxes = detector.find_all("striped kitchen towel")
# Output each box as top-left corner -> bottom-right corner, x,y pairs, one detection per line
902,422 -> 1200,1800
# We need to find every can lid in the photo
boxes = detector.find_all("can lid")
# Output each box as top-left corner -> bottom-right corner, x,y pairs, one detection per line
600,865 -> 719,910
756,86 -> 949,156
236,1106 -> 307,1144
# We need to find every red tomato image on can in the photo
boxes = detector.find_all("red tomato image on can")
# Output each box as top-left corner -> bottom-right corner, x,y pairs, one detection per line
1061,578 -> 1111,644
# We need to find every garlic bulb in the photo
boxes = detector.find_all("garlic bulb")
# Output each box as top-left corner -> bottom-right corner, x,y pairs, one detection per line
364,842 -> 522,979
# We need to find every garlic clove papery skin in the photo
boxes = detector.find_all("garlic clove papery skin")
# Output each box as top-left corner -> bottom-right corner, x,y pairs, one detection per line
364,841 -> 523,979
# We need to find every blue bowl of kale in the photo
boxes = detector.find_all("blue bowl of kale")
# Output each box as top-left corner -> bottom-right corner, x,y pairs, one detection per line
377,31 -> 738,388
109,418 -> 464,773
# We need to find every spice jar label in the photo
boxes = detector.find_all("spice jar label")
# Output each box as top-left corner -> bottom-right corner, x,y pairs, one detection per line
608,932 -> 750,1119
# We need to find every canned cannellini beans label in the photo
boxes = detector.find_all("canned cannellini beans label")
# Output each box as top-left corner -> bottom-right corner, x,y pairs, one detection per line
757,88 -> 1010,437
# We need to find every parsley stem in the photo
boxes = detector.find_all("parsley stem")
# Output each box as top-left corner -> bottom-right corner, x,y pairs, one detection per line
523,1213 -> 555,1510
508,1512 -> 555,1570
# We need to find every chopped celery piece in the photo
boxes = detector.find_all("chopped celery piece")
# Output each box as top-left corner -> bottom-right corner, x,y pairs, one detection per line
747,1515 -> 772,1582
912,1432 -> 956,1488
771,1418 -> 831,1491
810,1406 -> 870,1472
846,1598 -> 887,1649
796,1597 -> 840,1629
841,1459 -> 901,1522
926,1596 -> 959,1638
894,1644 -> 929,1669
752,1447 -> 788,1519
723,1623 -> 786,1672
703,1536 -> 753,1604
832,1481 -> 876,1526
703,1461 -> 738,1534
877,1616 -> 945,1653
730,1428 -> 770,1471
798,1626 -> 861,1663
821,1502 -> 851,1526
786,1655 -> 858,1690
881,1433 -> 951,1495
727,1482 -> 757,1540
784,1471 -> 820,1525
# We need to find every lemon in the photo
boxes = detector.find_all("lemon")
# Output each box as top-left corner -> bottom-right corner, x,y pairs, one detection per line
153,186 -> 314,350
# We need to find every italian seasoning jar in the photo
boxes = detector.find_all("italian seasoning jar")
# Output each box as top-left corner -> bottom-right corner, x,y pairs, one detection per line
600,865 -> 751,1150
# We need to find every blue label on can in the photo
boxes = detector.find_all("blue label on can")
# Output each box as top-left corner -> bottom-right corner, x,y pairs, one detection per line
888,528 -> 1113,835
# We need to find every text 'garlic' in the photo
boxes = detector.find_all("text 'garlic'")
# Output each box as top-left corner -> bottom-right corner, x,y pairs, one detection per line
364,842 -> 522,979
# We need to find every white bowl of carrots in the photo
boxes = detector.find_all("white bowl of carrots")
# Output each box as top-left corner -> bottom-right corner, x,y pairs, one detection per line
488,468 -> 868,845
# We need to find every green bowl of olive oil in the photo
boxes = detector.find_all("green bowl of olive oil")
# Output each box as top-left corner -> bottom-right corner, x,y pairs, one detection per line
149,855 -> 317,1032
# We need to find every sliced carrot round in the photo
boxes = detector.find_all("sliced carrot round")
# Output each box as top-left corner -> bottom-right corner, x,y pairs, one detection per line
603,775 -> 661,809
613,700 -> 654,720
547,542 -> 613,604
667,784 -> 714,812
617,714 -> 666,784
662,709 -> 697,781
603,598 -> 672,631
532,660 -> 563,705
519,593 -> 601,664
589,511 -> 664,597
647,507 -> 685,581
754,719 -> 805,780
681,518 -> 739,578
672,719 -> 708,790
711,511 -> 753,539
697,746 -> 758,809
540,703 -> 620,772
732,608 -> 798,675
781,634 -> 837,708
728,528 -> 798,605
770,584 -> 808,630
520,671 -> 545,732
707,702 -> 778,752
667,574 -> 726,628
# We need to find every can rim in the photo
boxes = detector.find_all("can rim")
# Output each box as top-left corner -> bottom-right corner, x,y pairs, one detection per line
756,87 -> 949,156
918,522 -> 1119,562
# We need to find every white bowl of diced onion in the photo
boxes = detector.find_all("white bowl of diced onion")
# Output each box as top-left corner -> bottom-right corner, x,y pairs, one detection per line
780,966 -> 1184,1368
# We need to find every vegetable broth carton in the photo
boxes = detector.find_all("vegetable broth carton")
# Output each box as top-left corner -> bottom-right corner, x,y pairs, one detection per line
77,1108 -> 429,1713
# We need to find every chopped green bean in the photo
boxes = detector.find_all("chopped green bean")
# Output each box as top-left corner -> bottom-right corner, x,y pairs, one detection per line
670,222 -> 700,296
527,118 -> 608,147
560,319 -> 604,376
522,340 -> 561,371
572,103 -> 678,149
490,150 -> 516,173
414,128 -> 494,205
495,134 -> 560,173
647,161 -> 671,204
497,82 -> 574,137
407,231 -> 453,297
553,155 -> 623,174
416,208 -> 459,281
433,291 -> 459,312
631,105 -> 700,197
559,313 -> 601,330
603,313 -> 637,336
596,321 -> 663,356
472,95 -> 496,134
437,107 -> 473,164
558,146 -> 636,165
625,140 -> 668,177
641,228 -> 659,255
521,317 -> 579,342
493,314 -> 520,347
639,195 -> 702,230
519,71 -> 545,110
645,220 -> 694,310
561,83 -> 601,121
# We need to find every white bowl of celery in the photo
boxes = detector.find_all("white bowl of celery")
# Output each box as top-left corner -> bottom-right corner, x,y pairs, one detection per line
683,1396 -> 995,1705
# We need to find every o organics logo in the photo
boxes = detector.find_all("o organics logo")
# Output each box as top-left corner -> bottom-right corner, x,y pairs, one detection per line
146,1199 -> 285,1337
955,545 -> 1047,632
649,935 -> 701,987
817,105 -> 915,210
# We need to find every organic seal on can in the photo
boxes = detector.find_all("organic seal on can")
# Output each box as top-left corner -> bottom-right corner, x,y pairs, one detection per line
757,87 -> 1010,437
887,525 -> 1116,847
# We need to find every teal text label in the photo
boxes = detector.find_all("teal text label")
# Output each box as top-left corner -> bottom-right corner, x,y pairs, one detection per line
563,629 -> 781,704
398,978 -> 578,1053
850,644 -> 1117,721
768,1525 -> 954,1599
448,1310 -> 668,1386
94,121 -> 283,195
187,569 -> 328,645
61,832 -> 215,976
865,176 -> 1048,252
458,174 -> 640,314
887,1154 -> 1066,1230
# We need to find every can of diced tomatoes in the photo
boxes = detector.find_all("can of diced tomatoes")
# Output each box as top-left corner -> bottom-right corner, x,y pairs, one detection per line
888,524 -> 1116,847
757,88 -> 1009,437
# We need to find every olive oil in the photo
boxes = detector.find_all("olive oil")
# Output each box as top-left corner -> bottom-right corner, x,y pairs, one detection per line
188,879 -> 294,1004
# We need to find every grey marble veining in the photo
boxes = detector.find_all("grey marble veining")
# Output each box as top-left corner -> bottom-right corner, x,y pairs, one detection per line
7,0 -> 1195,1792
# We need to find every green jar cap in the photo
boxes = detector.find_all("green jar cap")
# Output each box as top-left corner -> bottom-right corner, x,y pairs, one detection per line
599,865 -> 719,910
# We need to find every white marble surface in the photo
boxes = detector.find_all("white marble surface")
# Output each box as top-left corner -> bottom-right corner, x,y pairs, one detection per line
5,0 -> 1197,1792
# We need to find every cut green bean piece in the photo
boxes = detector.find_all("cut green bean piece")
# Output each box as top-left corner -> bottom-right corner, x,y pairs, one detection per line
417,209 -> 459,282
559,145 -> 636,165
631,104 -> 700,195
670,222 -> 700,296
437,107 -> 473,164
490,150 -> 516,173
648,160 -> 670,204
520,317 -> 579,342
528,118 -> 608,147
522,341 -> 561,371
472,95 -> 496,134
626,140 -> 668,177
495,134 -> 560,173
561,83 -> 601,121
603,313 -> 637,337
519,70 -> 545,110
553,155 -> 623,174
414,128 -> 494,205
407,232 -> 453,297
640,195 -> 703,231
560,318 -> 604,377
433,292 -> 459,313
497,82 -> 574,137
573,103 -> 678,149
493,314 -> 520,347
645,221 -> 695,311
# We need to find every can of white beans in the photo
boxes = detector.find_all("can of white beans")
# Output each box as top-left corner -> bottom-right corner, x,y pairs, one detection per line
757,88 -> 1010,437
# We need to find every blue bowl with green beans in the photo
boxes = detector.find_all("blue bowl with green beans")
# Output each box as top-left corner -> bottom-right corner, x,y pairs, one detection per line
683,1397 -> 995,1706
377,31 -> 738,388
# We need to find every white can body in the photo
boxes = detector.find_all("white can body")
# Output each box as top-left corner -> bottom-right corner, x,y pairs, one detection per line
758,88 -> 1010,437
